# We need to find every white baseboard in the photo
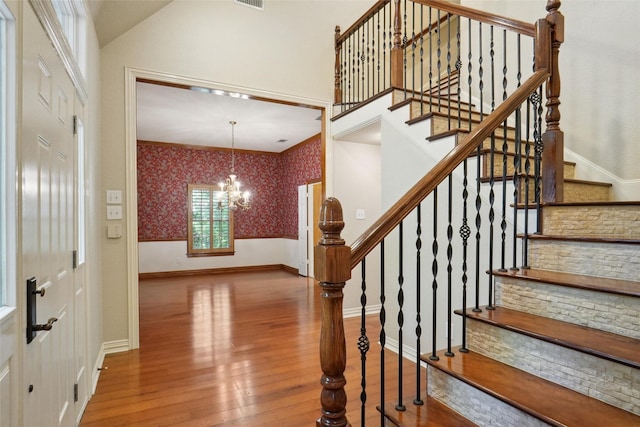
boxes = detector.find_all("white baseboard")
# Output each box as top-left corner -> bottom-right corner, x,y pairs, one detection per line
344,304 -> 381,318
90,339 -> 130,395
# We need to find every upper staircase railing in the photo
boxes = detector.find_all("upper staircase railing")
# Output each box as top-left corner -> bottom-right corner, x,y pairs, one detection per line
318,1 -> 564,425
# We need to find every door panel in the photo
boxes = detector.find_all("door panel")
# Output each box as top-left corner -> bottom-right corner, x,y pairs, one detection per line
22,6 -> 75,427
298,185 -> 308,276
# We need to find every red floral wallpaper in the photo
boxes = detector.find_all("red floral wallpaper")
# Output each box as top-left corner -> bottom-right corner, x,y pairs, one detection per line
137,135 -> 320,241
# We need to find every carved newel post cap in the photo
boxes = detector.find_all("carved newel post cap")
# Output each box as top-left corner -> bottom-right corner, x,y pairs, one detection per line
315,197 -> 351,284
318,197 -> 345,246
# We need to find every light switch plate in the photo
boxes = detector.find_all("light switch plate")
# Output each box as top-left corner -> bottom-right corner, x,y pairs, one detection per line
106,205 -> 123,220
356,209 -> 365,220
106,190 -> 122,204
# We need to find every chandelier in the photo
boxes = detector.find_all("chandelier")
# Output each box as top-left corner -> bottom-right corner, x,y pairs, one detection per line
219,121 -> 251,211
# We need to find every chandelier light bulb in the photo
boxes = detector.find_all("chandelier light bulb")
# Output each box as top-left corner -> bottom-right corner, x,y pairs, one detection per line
218,120 -> 251,210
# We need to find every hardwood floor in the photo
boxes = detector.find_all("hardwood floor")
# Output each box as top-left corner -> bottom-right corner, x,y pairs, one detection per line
80,270 -> 418,426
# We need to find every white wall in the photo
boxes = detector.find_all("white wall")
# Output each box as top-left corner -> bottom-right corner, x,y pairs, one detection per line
138,238 -> 297,274
461,0 -> 640,186
83,1 -> 104,393
100,1 -> 372,344
333,138 -> 382,311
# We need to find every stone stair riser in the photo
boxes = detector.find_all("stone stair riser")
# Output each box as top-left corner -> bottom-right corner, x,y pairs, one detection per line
495,277 -> 640,339
528,239 -> 640,282
488,180 -> 609,204
543,205 -> 640,237
564,182 -> 611,202
410,100 -> 480,121
479,153 -> 575,179
466,319 -> 640,415
427,366 -> 549,427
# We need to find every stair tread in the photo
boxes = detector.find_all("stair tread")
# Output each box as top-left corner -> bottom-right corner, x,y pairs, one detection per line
379,398 -> 478,427
528,233 -> 640,244
480,174 -> 613,186
544,200 -> 640,207
425,349 -> 640,427
460,305 -> 640,369
493,267 -> 640,297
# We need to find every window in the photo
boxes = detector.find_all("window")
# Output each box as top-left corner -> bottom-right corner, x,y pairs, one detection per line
75,116 -> 85,266
188,184 -> 234,256
51,0 -> 86,75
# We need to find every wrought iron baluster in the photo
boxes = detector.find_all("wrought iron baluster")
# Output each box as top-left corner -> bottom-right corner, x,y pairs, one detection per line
486,25 -> 497,310
366,17 -> 371,100
500,28 -> 508,273
473,21 -> 482,313
359,259 -> 370,424
487,128 -> 496,310
395,221 -> 406,411
411,1 -> 416,95
429,188 -> 440,361
348,36 -> 353,108
533,87 -> 544,233
414,204 -> 424,405
383,6 -> 387,92
523,93 -> 532,269
490,25 -> 495,113
512,105 -> 522,270
428,7 -> 433,111
376,11 -> 380,94
419,5 -> 424,115
402,0 -> 408,99
512,34 -> 523,271
467,18 -> 473,129
446,175 -> 454,357
456,15 -> 462,129
446,14 -> 452,128
436,10 -> 442,112
459,159 -> 470,353
361,25 -> 365,102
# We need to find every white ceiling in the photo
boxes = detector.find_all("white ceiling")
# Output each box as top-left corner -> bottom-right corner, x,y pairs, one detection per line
136,82 -> 323,152
87,1 -> 323,153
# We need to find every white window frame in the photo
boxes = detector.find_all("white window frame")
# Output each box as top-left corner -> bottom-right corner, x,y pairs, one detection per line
29,0 -> 87,103
0,0 -> 16,316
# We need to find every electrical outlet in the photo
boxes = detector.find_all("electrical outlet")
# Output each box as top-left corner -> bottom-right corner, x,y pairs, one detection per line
106,205 -> 122,220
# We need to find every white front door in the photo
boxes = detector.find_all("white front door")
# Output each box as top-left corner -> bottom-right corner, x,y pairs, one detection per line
21,6 -> 76,426
72,113 -> 89,423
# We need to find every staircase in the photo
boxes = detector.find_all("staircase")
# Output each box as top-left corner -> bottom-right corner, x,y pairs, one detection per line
374,83 -> 640,427
319,1 -> 639,425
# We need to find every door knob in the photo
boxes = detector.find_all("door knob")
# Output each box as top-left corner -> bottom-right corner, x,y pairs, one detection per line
32,287 -> 45,297
32,317 -> 58,332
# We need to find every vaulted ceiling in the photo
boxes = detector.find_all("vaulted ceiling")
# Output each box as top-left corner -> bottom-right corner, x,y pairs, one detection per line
87,0 -> 323,153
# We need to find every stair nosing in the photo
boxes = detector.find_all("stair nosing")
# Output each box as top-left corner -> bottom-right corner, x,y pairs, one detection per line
527,233 -> 640,245
457,305 -> 640,369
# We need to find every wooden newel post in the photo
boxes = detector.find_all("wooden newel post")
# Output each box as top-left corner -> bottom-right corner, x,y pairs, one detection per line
315,198 -> 352,427
541,0 -> 564,203
335,26 -> 342,105
390,0 -> 403,88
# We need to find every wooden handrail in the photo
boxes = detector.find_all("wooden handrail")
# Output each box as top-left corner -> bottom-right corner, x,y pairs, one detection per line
337,0 -> 535,45
412,0 -> 536,37
350,69 -> 550,269
336,0 -> 390,44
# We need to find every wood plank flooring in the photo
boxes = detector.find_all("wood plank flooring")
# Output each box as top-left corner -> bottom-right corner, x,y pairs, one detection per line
79,271 -> 421,426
